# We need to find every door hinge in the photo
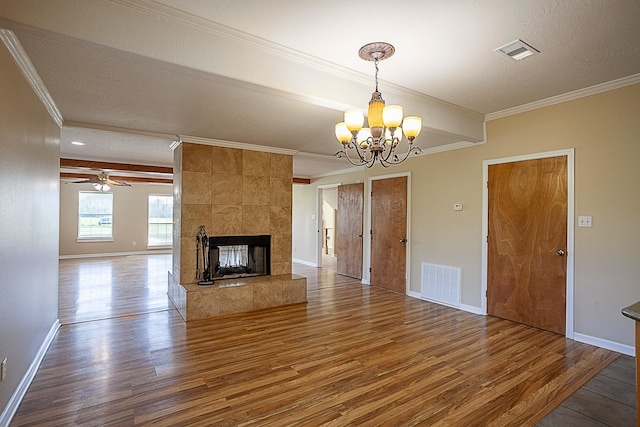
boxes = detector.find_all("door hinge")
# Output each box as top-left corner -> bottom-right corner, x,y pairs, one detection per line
369,267 -> 372,273
370,229 -> 373,235
486,290 -> 488,297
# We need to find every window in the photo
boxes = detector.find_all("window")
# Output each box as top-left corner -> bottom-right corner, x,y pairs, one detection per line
78,192 -> 113,240
148,194 -> 173,247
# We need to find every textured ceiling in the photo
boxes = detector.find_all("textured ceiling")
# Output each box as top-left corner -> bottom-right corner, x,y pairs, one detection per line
1,0 -> 639,178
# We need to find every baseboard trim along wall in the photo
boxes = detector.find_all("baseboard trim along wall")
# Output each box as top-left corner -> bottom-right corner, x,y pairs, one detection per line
0,320 -> 60,427
574,332 -> 634,356
59,249 -> 172,259
292,258 -> 317,267
408,291 -> 633,355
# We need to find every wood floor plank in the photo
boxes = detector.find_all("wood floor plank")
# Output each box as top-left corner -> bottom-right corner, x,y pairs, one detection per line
10,255 -> 620,426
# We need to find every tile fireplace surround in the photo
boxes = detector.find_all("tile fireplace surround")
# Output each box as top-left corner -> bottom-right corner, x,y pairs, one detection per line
168,141 -> 306,321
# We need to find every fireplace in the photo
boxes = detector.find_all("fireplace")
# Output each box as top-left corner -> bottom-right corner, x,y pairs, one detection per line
209,235 -> 271,279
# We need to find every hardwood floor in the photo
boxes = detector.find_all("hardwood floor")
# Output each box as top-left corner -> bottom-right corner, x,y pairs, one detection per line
11,255 -> 624,426
58,254 -> 172,324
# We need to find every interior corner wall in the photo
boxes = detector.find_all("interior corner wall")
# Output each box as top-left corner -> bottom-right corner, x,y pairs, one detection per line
0,43 -> 60,420
59,182 -> 173,256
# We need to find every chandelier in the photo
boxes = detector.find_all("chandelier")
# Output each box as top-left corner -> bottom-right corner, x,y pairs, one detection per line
334,42 -> 422,168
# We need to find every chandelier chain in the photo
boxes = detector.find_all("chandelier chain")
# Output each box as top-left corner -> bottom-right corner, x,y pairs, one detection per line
374,58 -> 380,92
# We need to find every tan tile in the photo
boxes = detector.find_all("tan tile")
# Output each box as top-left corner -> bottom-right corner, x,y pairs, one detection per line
212,146 -> 243,175
253,281 -> 283,310
243,151 -> 271,177
270,177 -> 292,206
179,268 -> 198,286
212,174 -> 243,205
269,206 -> 291,235
282,278 -> 307,304
243,176 -> 270,205
211,205 -> 243,236
271,261 -> 291,276
181,204 -> 211,237
271,233 -> 292,263
188,288 -> 221,320
242,205 -> 270,235
182,143 -> 212,172
180,238 -> 198,278
270,153 -> 293,178
220,285 -> 253,315
181,171 -> 211,205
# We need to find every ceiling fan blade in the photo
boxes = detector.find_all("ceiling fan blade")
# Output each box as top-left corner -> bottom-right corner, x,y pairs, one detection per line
65,178 -> 95,184
105,179 -> 132,187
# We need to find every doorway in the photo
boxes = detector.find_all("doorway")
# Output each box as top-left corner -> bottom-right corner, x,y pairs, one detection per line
368,174 -> 410,294
336,183 -> 364,279
482,149 -> 575,336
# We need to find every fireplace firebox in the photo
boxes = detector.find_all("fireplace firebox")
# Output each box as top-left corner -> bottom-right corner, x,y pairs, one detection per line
209,235 -> 271,279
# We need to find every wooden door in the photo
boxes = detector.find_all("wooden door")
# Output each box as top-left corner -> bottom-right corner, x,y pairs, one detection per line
370,176 -> 408,293
487,156 -> 567,334
337,183 -> 363,279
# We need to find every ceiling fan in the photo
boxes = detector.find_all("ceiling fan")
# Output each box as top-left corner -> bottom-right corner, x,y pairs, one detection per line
68,171 -> 132,191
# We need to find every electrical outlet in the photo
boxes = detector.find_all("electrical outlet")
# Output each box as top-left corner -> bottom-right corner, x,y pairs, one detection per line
454,203 -> 463,211
1,358 -> 7,381
578,216 -> 592,227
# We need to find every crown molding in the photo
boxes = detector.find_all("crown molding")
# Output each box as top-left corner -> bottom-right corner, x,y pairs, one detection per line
0,29 -> 64,127
486,73 -> 640,121
179,135 -> 298,156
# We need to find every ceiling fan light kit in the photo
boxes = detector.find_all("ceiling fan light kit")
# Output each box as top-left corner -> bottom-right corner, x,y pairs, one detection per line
334,42 -> 423,168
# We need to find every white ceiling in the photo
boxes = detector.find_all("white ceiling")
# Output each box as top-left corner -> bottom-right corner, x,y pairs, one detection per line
1,0 -> 639,177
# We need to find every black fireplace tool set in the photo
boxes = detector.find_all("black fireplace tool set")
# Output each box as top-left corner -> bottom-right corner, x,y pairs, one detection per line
196,225 -> 214,285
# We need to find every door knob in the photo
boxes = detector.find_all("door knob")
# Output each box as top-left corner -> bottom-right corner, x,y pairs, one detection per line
556,250 -> 565,256
358,233 -> 363,238
400,238 -> 408,243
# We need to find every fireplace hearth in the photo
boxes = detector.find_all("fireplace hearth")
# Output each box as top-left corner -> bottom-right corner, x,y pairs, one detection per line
210,235 -> 270,279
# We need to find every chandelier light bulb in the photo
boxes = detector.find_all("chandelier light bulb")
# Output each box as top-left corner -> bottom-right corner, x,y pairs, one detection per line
335,122 -> 351,144
383,105 -> 403,128
385,126 -> 403,145
402,116 -> 422,141
356,128 -> 371,148
344,109 -> 364,132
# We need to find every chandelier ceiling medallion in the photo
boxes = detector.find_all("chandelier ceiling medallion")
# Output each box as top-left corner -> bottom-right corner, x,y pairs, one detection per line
334,42 -> 423,168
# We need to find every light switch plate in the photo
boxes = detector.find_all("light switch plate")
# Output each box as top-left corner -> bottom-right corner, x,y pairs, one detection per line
578,216 -> 592,227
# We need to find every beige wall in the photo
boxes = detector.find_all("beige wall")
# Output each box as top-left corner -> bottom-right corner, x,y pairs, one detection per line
292,83 -> 640,349
0,43 -> 60,418
59,181 -> 173,256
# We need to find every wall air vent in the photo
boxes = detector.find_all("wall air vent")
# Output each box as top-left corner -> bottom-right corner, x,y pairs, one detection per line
494,39 -> 539,61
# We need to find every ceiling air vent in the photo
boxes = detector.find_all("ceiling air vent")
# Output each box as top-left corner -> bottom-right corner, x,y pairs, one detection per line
494,39 -> 539,61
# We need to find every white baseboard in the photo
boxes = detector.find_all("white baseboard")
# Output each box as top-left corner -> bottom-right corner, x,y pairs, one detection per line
408,291 -> 485,316
573,332 -> 635,356
292,258 -> 317,267
60,249 -> 172,259
459,304 -> 484,315
0,319 -> 60,427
